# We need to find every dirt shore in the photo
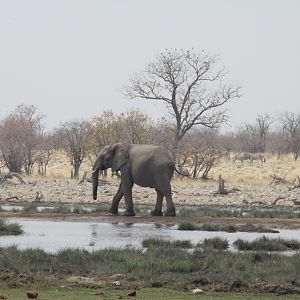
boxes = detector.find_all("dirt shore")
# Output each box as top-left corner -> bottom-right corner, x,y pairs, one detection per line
1,212 -> 300,230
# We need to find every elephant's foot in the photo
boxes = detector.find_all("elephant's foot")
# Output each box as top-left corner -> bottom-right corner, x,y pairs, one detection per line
151,209 -> 163,216
164,208 -> 176,217
109,207 -> 119,215
123,210 -> 136,217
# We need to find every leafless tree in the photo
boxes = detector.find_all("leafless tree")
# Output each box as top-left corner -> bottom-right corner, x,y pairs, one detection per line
280,112 -> 300,160
35,133 -> 55,176
60,120 -> 90,179
177,127 -> 218,178
125,49 -> 240,158
256,114 -> 273,152
236,114 -> 272,153
0,104 -> 44,174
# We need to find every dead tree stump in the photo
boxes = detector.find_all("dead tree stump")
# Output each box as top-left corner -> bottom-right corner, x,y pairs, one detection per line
78,171 -> 88,184
215,175 -> 228,195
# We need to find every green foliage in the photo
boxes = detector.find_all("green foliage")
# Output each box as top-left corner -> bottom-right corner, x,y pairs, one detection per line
0,219 -> 23,235
198,237 -> 229,250
246,209 -> 300,219
177,207 -> 241,217
177,207 -> 300,219
91,205 -> 110,213
50,205 -> 73,214
22,203 -> 39,213
233,236 -> 300,251
0,246 -> 300,293
142,238 -> 192,249
177,222 -> 197,230
178,222 -> 278,233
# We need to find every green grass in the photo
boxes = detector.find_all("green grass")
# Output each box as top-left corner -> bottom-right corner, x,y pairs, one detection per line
177,221 -> 198,230
178,222 -> 279,233
0,246 -> 300,294
0,219 -> 23,235
177,207 -> 242,217
177,207 -> 300,219
142,238 -> 192,248
1,287 -> 299,300
233,236 -> 300,251
198,237 -> 229,250
246,209 -> 300,219
22,202 -> 39,213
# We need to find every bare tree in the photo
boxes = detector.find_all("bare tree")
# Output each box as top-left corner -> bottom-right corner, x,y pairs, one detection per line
280,112 -> 300,161
60,120 -> 90,179
177,127 -> 218,178
256,114 -> 273,152
125,49 -> 240,158
35,133 -> 54,176
0,104 -> 44,174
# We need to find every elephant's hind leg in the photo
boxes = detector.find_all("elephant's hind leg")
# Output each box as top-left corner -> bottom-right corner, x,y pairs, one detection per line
109,184 -> 124,215
163,184 -> 176,217
151,189 -> 163,216
156,179 -> 176,217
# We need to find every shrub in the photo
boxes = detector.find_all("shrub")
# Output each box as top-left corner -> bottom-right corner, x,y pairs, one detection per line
0,219 -> 23,235
233,236 -> 300,251
142,238 -> 192,248
198,237 -> 229,250
22,203 -> 38,213
177,222 -> 197,230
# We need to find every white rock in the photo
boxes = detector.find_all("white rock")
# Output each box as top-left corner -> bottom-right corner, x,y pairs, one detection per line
113,281 -> 121,286
192,288 -> 204,294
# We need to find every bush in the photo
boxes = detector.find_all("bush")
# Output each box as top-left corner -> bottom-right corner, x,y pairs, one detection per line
198,237 -> 229,250
0,219 -> 23,235
233,236 -> 300,251
22,203 -> 38,213
177,222 -> 197,230
142,238 -> 192,249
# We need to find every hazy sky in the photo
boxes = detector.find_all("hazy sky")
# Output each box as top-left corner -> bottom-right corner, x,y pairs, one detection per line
0,0 -> 299,130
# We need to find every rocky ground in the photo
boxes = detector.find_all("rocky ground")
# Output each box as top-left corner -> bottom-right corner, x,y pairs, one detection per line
0,175 -> 299,209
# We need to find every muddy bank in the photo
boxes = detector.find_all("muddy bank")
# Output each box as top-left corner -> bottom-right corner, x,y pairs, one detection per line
1,212 -> 300,229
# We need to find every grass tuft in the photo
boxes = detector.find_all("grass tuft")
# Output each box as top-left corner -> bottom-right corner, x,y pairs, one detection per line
233,236 -> 300,251
198,237 -> 229,250
0,219 -> 23,235
142,238 -> 192,249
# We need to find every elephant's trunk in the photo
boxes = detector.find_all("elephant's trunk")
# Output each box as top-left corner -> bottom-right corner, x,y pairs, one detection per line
92,158 -> 101,200
92,168 -> 99,200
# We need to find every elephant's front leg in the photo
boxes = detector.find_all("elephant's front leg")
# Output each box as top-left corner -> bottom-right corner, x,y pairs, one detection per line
151,189 -> 163,216
120,171 -> 135,216
109,183 -> 124,215
122,182 -> 135,216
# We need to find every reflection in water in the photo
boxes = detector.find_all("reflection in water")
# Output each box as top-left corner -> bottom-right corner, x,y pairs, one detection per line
0,218 -> 299,253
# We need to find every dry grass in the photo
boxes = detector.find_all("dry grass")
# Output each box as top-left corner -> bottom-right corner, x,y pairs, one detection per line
2,151 -> 300,186
210,153 -> 300,186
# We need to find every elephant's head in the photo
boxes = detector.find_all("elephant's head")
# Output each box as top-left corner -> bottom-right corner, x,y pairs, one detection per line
92,143 -> 129,200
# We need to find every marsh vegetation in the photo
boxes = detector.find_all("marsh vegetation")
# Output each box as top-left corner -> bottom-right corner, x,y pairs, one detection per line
0,242 -> 300,295
0,219 -> 23,235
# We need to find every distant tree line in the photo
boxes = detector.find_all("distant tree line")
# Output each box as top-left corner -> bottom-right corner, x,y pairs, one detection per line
0,104 -> 299,179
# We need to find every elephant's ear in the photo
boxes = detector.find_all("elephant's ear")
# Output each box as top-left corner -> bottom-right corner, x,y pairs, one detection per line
112,144 -> 129,172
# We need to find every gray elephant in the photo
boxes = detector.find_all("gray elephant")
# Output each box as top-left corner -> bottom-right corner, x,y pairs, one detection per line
92,143 -> 176,216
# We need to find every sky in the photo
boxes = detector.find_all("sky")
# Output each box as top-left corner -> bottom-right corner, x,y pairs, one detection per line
0,0 -> 299,130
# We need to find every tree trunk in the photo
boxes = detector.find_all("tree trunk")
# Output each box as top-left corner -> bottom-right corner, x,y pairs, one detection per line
73,164 -> 80,179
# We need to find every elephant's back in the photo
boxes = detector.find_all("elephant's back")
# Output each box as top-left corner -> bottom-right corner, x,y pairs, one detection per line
129,144 -> 174,186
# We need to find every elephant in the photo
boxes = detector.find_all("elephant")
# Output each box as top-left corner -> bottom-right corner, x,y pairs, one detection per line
92,143 -> 176,216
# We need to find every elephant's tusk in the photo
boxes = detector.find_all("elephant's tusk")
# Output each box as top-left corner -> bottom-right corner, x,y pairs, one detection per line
91,169 -> 98,174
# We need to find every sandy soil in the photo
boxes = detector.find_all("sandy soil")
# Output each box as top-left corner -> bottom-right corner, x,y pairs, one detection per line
0,176 -> 299,209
